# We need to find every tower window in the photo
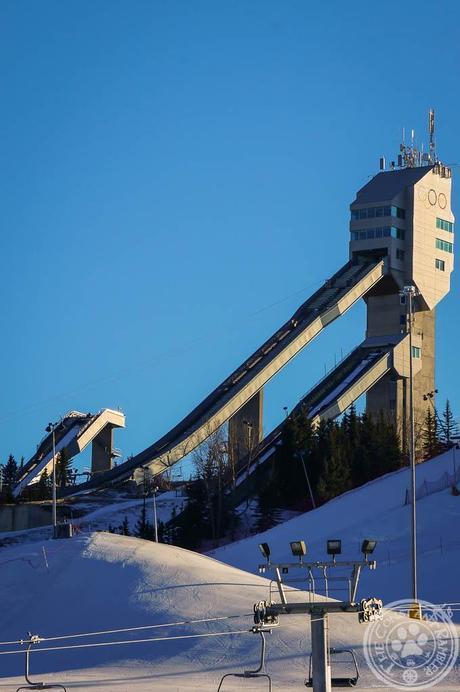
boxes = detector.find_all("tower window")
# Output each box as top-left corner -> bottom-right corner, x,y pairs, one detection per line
436,217 -> 454,233
392,206 -> 406,219
411,346 -> 421,358
350,205 -> 403,220
396,249 -> 405,261
436,238 -> 453,253
350,225 -> 404,241
435,258 -> 445,271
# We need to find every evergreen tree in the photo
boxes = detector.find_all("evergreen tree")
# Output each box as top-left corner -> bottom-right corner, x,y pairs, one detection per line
56,449 -> 74,488
316,443 -> 351,503
121,516 -> 130,536
342,403 -> 359,457
440,400 -> 459,449
36,468 -> 52,500
173,480 -> 208,550
157,520 -> 166,543
1,454 -> 18,501
373,412 -> 402,476
274,414 -> 308,506
135,500 -> 154,540
422,407 -> 442,460
254,482 -> 283,532
2,454 -> 18,489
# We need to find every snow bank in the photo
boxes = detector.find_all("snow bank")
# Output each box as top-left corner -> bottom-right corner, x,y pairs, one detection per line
3,532 -> 457,690
213,451 -> 460,607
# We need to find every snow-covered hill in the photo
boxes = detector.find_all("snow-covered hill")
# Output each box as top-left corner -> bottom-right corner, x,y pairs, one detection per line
1,532 -> 458,691
212,450 -> 460,610
0,532 -> 399,690
1,446 -> 460,690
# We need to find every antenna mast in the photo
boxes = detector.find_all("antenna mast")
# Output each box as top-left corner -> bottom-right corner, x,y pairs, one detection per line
429,108 -> 436,163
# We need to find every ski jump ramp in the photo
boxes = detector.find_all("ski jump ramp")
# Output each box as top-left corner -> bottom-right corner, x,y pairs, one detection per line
15,257 -> 397,497
40,257 -> 390,498
14,409 -> 125,497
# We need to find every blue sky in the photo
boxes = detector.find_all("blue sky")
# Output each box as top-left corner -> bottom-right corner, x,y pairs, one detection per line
1,1 -> 459,474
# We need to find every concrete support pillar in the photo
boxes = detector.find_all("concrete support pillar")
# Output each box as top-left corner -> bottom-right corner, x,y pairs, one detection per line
228,390 -> 263,473
91,425 -> 114,474
310,610 -> 331,692
365,290 -> 435,455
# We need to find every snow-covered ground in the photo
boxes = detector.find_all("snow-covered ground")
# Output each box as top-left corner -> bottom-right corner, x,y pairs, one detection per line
73,489 -> 186,534
1,450 -> 459,689
1,532 -> 458,691
0,490 -> 186,549
212,450 -> 460,610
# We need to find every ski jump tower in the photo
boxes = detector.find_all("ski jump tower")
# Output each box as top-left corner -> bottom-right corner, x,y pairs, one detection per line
13,112 -> 455,499
349,111 -> 454,437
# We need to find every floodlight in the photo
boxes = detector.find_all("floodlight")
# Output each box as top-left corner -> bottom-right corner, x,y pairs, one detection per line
361,539 -> 377,556
290,540 -> 307,558
327,540 -> 342,556
259,543 -> 270,561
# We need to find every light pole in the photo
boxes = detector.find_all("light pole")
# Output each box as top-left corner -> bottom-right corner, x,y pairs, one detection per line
153,485 -> 159,542
401,284 -> 420,616
301,452 -> 316,509
46,420 -> 62,538
295,451 -> 316,508
453,443 -> 459,480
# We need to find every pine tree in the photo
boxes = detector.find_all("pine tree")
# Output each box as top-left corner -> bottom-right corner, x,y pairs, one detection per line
1,454 -> 18,500
56,449 -> 74,488
422,407 -> 442,460
121,516 -> 130,536
36,468 -> 52,500
440,400 -> 459,449
135,498 -> 155,540
316,443 -> 351,503
157,520 -> 166,543
373,412 -> 402,476
2,454 -> 18,489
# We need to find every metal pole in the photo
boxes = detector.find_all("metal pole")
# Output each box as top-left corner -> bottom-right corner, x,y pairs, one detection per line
407,288 -> 418,613
311,610 -> 331,692
153,488 -> 158,542
52,426 -> 57,538
300,452 -> 316,508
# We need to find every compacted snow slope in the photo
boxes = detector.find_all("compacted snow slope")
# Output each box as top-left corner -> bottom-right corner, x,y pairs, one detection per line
213,450 -> 460,608
2,532 -> 458,691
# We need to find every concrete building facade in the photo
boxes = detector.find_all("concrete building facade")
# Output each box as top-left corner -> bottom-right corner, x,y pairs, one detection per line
349,158 -> 454,445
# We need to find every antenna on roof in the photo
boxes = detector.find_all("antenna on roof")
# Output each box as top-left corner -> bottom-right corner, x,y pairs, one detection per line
429,108 -> 436,163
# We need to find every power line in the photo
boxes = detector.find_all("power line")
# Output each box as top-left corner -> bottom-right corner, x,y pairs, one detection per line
0,628 -> 251,657
0,276 -> 324,427
0,612 -> 253,648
